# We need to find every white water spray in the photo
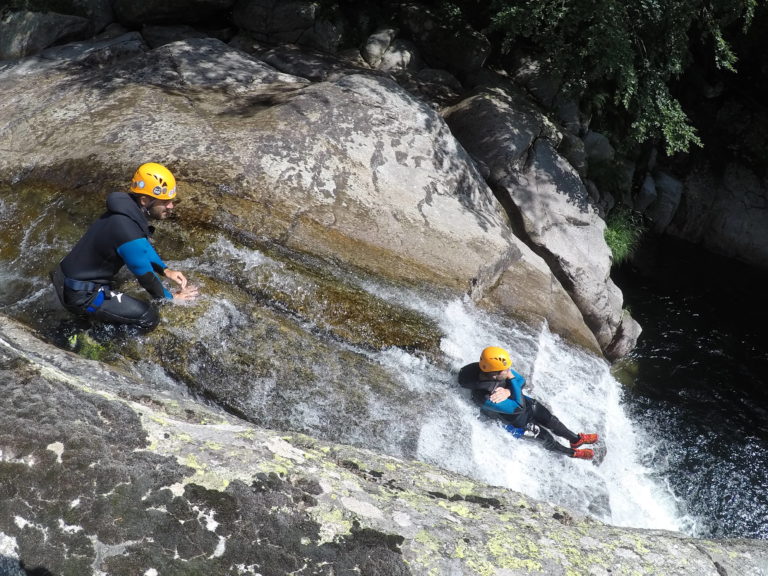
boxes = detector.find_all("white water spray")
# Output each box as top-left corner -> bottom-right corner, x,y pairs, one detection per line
348,281 -> 688,530
407,297 -> 688,531
169,236 -> 693,531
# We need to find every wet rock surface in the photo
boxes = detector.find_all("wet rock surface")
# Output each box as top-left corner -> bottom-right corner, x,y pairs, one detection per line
0,181 -> 445,459
0,36 -> 601,357
443,85 -> 639,359
2,315 -> 767,575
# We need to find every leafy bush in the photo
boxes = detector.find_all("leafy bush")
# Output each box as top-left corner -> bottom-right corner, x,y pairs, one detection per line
485,0 -> 758,155
604,207 -> 646,264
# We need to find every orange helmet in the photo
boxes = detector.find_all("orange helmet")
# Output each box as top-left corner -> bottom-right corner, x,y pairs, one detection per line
130,162 -> 177,200
479,346 -> 512,372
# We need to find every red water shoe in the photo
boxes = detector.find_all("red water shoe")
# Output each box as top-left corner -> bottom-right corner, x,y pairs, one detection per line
571,433 -> 599,448
571,448 -> 594,460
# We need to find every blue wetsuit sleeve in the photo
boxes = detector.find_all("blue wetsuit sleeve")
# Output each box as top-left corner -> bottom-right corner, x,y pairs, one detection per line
506,370 -> 526,406
116,238 -> 172,299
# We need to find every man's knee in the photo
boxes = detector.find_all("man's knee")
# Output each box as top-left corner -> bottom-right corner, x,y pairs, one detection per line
120,297 -> 160,332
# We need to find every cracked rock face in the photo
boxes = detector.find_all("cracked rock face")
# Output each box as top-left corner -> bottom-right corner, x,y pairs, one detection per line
443,86 -> 640,359
2,315 -> 768,575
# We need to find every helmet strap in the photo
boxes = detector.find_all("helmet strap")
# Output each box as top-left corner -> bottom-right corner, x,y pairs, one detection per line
133,194 -> 156,217
145,198 -> 158,212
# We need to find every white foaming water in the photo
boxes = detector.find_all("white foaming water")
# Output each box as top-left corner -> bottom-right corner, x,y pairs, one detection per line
199,237 -> 273,272
174,237 -> 691,532
374,296 -> 690,532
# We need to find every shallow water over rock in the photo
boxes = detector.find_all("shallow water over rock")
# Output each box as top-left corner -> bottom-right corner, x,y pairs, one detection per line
0,183 -> 689,533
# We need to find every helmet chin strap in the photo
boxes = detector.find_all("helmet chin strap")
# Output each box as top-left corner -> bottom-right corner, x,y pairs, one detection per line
141,197 -> 158,217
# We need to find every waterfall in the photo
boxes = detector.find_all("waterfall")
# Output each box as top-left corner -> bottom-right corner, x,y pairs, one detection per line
168,236 -> 694,531
371,296 -> 692,532
0,219 -> 695,534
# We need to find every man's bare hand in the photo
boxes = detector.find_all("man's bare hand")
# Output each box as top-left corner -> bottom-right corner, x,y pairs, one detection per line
173,284 -> 199,301
489,387 -> 511,404
164,268 -> 188,289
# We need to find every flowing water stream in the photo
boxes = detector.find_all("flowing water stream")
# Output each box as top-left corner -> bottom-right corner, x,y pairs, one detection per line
1,188 -> 696,536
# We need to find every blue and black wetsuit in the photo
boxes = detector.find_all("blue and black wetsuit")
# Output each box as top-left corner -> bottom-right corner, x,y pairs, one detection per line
51,191 -> 173,331
458,362 -> 580,456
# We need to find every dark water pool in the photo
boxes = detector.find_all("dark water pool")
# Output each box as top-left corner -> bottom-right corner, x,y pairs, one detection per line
613,237 -> 768,539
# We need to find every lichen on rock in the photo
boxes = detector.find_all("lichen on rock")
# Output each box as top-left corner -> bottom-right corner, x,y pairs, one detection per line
2,315 -> 766,575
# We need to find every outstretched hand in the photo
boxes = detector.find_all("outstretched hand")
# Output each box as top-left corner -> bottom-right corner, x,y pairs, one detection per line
164,268 -> 188,289
173,284 -> 199,301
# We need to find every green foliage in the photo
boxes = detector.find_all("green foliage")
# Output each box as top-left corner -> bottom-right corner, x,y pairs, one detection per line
604,207 -> 646,265
630,72 -> 703,154
437,1 -> 464,24
486,0 -> 760,154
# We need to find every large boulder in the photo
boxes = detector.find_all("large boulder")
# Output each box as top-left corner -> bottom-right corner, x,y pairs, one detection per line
636,173 -> 658,213
377,38 -> 422,73
0,36 -> 600,355
257,43 -> 374,82
399,3 -> 490,79
647,171 -> 684,234
2,315 -> 768,575
583,130 -> 615,164
232,0 -> 346,53
443,85 -> 639,360
0,0 -> 114,35
37,29 -> 146,63
361,27 -> 397,69
0,10 -> 91,60
668,161 -> 768,269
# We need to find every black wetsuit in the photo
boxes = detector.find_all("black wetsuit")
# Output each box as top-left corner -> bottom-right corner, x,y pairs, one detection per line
51,192 -> 173,331
458,362 -> 580,456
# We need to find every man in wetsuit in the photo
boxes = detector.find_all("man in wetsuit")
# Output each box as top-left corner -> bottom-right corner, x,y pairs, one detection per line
51,162 -> 198,331
458,346 -> 598,459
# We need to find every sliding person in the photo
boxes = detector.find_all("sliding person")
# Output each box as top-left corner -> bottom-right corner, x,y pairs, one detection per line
458,346 -> 599,459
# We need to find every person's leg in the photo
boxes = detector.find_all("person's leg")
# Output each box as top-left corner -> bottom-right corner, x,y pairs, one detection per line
529,426 -> 573,455
59,288 -> 94,318
483,398 -> 568,454
52,270 -> 159,333
89,291 -> 159,332
527,398 -> 597,458
484,398 -> 594,458
527,398 -> 580,444
526,398 -> 599,447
